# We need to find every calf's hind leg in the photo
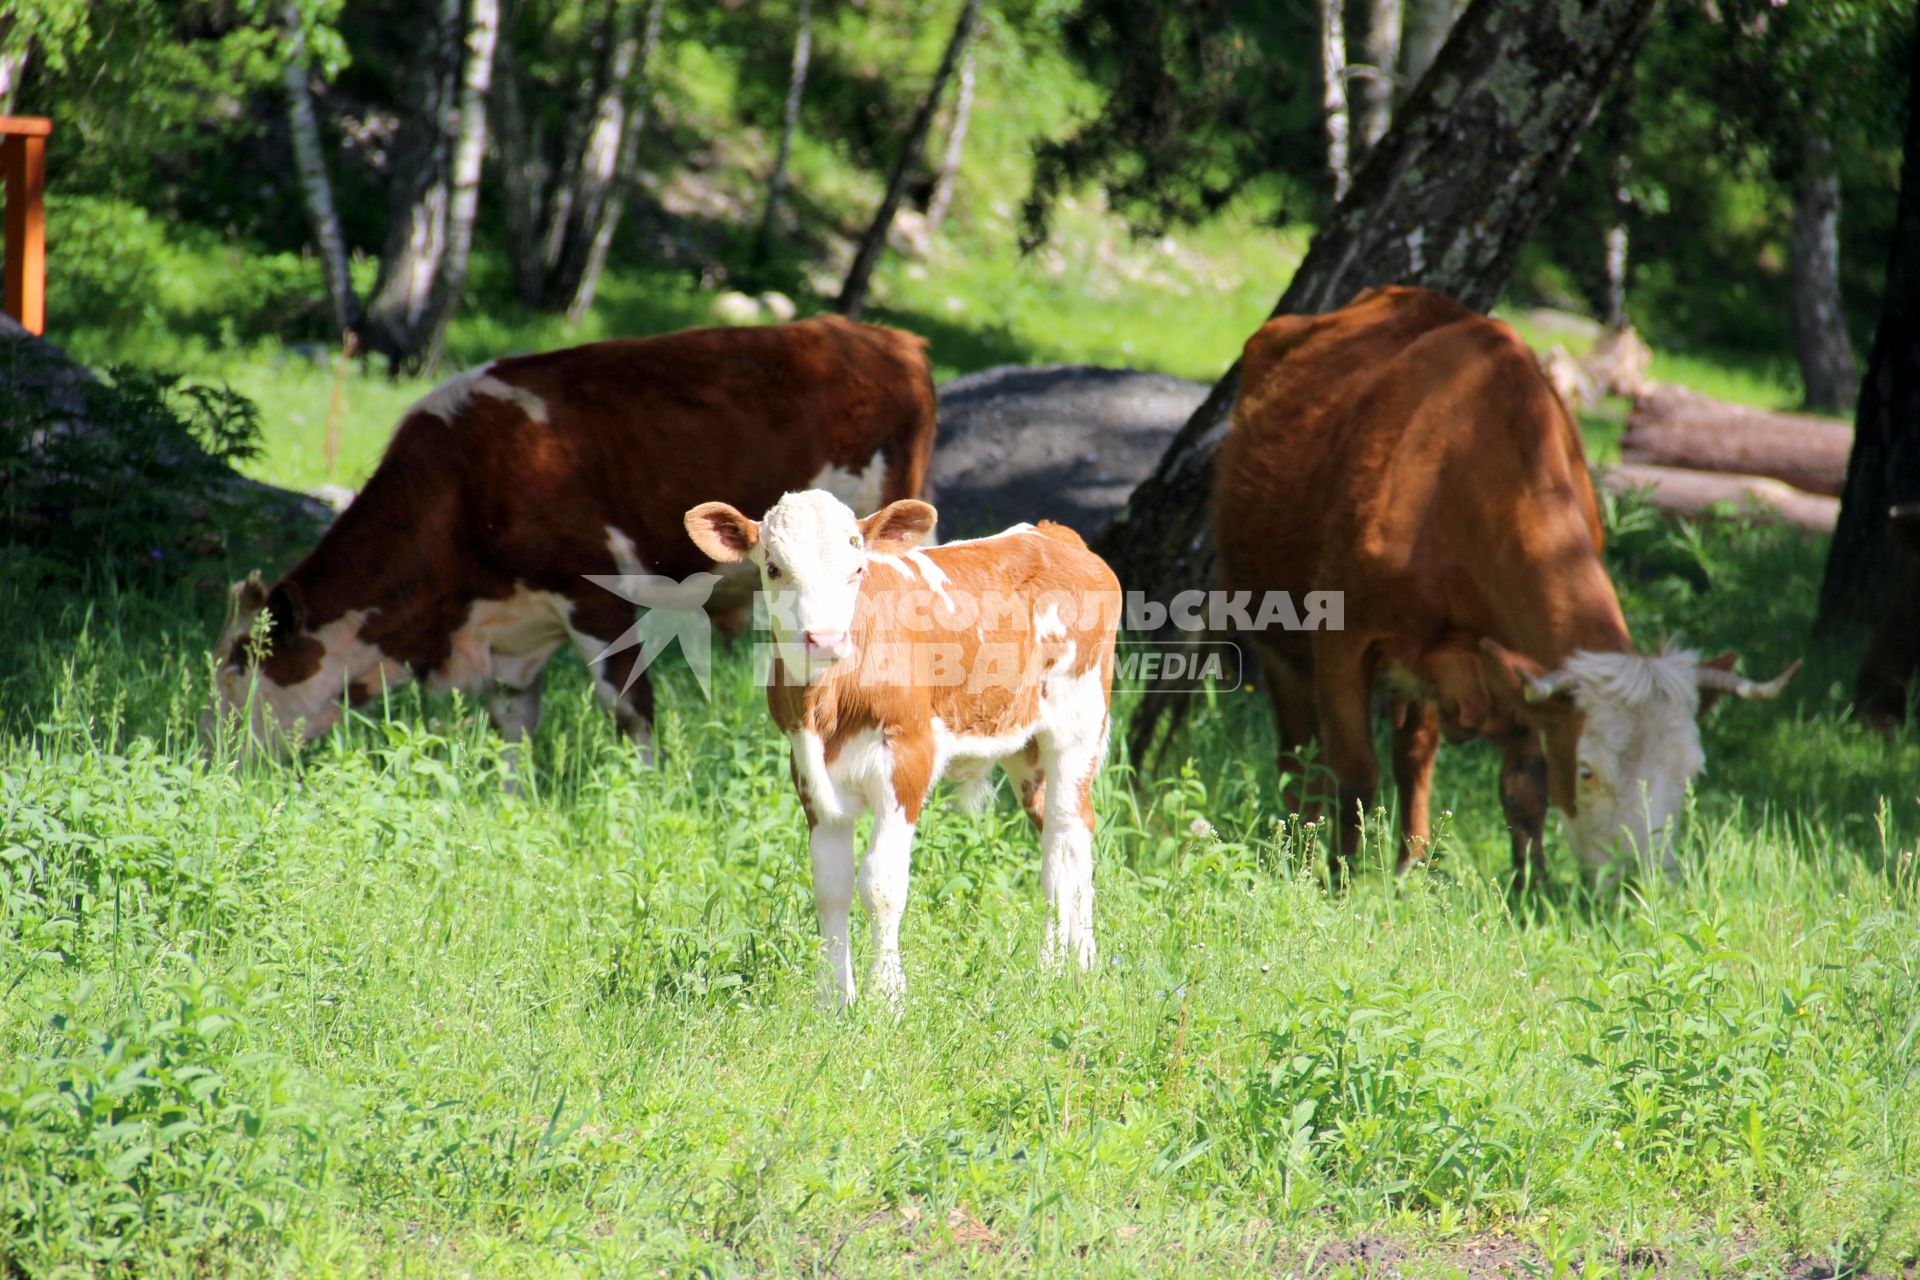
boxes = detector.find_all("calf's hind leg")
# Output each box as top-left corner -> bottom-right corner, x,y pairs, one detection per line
1037,736 -> 1102,971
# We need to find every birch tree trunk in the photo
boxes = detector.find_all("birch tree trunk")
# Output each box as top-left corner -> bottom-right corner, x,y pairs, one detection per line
564,0 -> 666,322
362,0 -> 463,364
1357,0 -> 1401,159
1321,0 -> 1352,202
1096,0 -> 1662,613
835,0 -> 981,321
925,48 -> 976,230
0,46 -> 25,116
418,0 -> 501,372
280,4 -> 360,334
1790,129 -> 1859,413
1819,13 -> 1920,629
755,0 -> 813,264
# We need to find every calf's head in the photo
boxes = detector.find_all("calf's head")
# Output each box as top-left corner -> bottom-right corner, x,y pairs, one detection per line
1481,641 -> 1798,871
685,491 -> 936,673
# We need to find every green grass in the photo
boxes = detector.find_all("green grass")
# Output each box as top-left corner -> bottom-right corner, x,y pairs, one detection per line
2,508 -> 1918,1276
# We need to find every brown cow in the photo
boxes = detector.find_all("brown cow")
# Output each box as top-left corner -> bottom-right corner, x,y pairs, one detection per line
1853,504 -> 1920,731
207,317 -> 935,767
1216,286 -> 1797,882
685,491 -> 1121,1006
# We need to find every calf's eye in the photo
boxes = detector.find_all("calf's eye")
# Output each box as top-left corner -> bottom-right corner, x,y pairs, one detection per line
848,535 -> 861,549
1578,764 -> 1596,784
766,564 -> 784,581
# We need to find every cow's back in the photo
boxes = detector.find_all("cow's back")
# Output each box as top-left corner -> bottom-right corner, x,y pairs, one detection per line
1217,286 -> 1611,656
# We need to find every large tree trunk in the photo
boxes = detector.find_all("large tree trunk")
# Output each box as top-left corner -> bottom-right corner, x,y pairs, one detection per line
1790,129 -> 1859,413
755,0 -> 814,264
835,0 -> 981,321
280,5 -> 360,335
1819,15 -> 1920,630
1321,0 -> 1352,202
361,0 -> 464,366
1397,0 -> 1456,100
925,48 -> 975,231
417,0 -> 500,372
1357,0 -> 1402,159
1096,0 -> 1661,614
564,0 -> 666,323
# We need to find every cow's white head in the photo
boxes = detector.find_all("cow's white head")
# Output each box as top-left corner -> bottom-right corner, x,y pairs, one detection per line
685,491 -> 936,674
1481,641 -> 1799,872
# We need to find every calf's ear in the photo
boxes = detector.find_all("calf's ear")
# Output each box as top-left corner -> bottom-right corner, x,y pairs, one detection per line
861,499 -> 937,554
685,502 -> 760,563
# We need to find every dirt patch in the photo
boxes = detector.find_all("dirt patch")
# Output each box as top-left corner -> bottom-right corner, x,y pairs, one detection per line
1278,1233 -> 1917,1279
929,364 -> 1208,540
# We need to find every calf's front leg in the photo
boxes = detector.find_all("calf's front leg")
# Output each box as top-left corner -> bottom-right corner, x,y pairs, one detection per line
810,820 -> 858,1008
860,806 -> 916,1004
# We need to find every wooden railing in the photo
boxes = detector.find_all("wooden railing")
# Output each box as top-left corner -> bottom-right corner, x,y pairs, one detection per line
1,115 -> 52,335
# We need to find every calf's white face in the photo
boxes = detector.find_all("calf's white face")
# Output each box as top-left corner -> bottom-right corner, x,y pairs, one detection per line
685,491 -> 936,671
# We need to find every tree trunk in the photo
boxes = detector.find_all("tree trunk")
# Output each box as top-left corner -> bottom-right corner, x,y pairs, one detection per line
280,4 -> 360,335
564,0 -> 666,322
1321,0 -> 1352,202
1357,0 -> 1401,159
494,41 -> 558,307
417,0 -> 501,372
1398,0 -> 1456,101
1096,0 -> 1662,612
1599,95 -> 1632,330
0,46 -> 26,117
1818,13 -> 1920,630
1791,129 -> 1859,413
835,0 -> 981,321
755,0 -> 814,264
361,0 -> 464,365
926,48 -> 976,230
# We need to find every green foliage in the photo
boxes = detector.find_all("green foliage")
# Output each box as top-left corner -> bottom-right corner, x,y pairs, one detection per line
0,970 -> 324,1270
0,335 -> 266,582
1021,0 -> 1321,247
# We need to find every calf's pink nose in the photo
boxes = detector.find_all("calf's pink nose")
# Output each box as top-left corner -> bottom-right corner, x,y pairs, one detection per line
804,629 -> 851,655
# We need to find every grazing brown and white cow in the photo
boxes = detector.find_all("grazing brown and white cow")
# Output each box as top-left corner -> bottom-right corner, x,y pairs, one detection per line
207,317 -> 935,764
685,491 -> 1121,1006
1216,286 -> 1797,881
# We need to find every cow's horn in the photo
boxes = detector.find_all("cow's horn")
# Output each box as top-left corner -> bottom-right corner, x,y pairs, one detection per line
1523,668 -> 1579,704
1696,659 -> 1801,700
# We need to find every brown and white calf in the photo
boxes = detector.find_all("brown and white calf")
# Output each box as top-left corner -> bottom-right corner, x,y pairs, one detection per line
685,491 -> 1121,1006
1216,286 -> 1798,882
206,317 -> 935,766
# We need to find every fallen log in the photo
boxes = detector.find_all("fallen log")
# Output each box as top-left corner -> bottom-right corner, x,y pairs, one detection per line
1600,462 -> 1838,533
1621,383 -> 1852,497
